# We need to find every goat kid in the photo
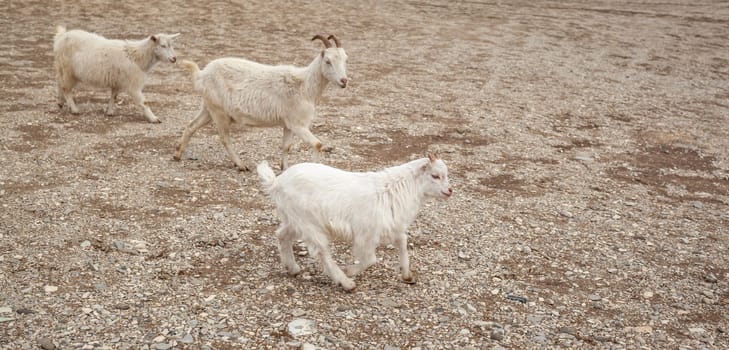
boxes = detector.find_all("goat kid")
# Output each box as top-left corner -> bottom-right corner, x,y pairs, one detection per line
257,154 -> 453,291
53,26 -> 179,123
174,34 -> 348,170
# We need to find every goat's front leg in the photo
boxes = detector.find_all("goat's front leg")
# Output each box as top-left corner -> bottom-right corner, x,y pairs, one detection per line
290,126 -> 324,163
395,232 -> 415,284
105,88 -> 119,116
212,112 -> 247,171
129,89 -> 160,123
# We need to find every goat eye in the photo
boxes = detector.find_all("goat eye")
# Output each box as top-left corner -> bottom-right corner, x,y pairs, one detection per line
431,174 -> 440,180
326,60 -> 332,65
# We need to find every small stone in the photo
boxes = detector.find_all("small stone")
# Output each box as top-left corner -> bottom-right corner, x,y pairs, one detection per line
153,343 -> 172,350
575,155 -> 593,162
692,201 -> 703,209
643,290 -> 654,299
44,286 -> 58,293
0,317 -> 14,323
288,319 -> 317,337
559,210 -> 574,218
38,338 -> 56,350
607,268 -> 618,273
384,346 -> 400,350
181,334 -> 193,343
490,327 -> 505,341
80,240 -> 91,248
704,273 -> 718,283
0,307 -> 11,314
457,251 -> 471,260
588,294 -> 601,302
153,336 -> 165,343
689,327 -> 706,338
291,308 -> 306,317
15,308 -> 33,314
559,327 -> 577,336
702,290 -> 715,298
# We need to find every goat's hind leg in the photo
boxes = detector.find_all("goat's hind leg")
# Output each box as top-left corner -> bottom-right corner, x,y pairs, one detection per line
57,76 -> 79,114
174,104 -> 212,161
344,235 -> 378,277
276,223 -> 301,275
304,233 -> 356,291
105,88 -> 119,116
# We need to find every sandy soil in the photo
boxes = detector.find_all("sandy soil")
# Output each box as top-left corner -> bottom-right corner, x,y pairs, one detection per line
1,1 -> 728,349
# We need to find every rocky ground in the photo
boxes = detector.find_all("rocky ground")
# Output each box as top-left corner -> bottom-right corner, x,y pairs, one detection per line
1,0 -> 728,349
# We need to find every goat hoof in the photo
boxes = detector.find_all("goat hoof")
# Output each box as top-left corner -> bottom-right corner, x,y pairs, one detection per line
402,273 -> 417,284
339,279 -> 356,292
236,165 -> 250,172
321,145 -> 335,153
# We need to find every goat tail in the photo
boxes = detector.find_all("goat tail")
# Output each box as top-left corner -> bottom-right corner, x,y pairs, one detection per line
179,59 -> 200,81
256,161 -> 277,194
54,25 -> 66,42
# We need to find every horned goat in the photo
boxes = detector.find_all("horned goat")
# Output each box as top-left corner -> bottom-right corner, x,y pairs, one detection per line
53,25 -> 179,123
257,154 -> 453,291
174,34 -> 348,170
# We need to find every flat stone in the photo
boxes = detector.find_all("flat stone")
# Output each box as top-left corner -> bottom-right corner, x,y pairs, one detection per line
38,338 -> 55,350
0,317 -> 14,323
153,343 -> 172,350
490,327 -> 505,341
0,307 -> 11,314
181,333 -> 193,343
288,319 -> 317,337
643,290 -> 654,299
588,294 -> 601,301
44,286 -> 58,293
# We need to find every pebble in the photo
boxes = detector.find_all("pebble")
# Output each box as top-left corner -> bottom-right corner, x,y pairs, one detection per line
384,346 -> 400,350
288,319 -> 317,337
559,327 -> 577,336
588,294 -> 601,302
0,317 -> 14,323
559,210 -> 574,218
574,155 -> 593,162
490,327 -> 505,341
181,334 -> 193,343
642,290 -> 654,299
44,285 -> 58,293
80,240 -> 91,248
38,338 -> 55,350
704,273 -> 718,283
692,201 -> 703,209
153,343 -> 172,350
0,307 -> 11,314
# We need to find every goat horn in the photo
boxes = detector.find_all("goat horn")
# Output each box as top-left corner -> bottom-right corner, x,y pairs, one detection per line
311,34 -> 332,48
327,34 -> 341,48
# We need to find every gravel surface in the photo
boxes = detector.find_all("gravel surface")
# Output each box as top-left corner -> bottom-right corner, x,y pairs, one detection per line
1,1 -> 728,349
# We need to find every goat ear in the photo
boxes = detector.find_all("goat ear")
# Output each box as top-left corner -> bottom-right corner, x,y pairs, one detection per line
170,33 -> 180,39
150,35 -> 158,43
427,153 -> 438,162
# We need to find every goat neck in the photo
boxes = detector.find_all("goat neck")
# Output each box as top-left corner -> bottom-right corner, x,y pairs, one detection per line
124,38 -> 158,72
299,53 -> 328,103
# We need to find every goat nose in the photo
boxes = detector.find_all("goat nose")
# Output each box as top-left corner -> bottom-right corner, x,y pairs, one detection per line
340,78 -> 348,86
448,188 -> 453,194
170,57 -> 177,63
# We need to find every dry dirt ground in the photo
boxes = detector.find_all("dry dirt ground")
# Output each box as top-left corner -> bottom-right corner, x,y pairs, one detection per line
1,1 -> 728,349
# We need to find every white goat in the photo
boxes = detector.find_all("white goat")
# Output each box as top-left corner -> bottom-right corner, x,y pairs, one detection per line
53,25 -> 179,123
174,34 -> 348,170
257,154 -> 453,291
